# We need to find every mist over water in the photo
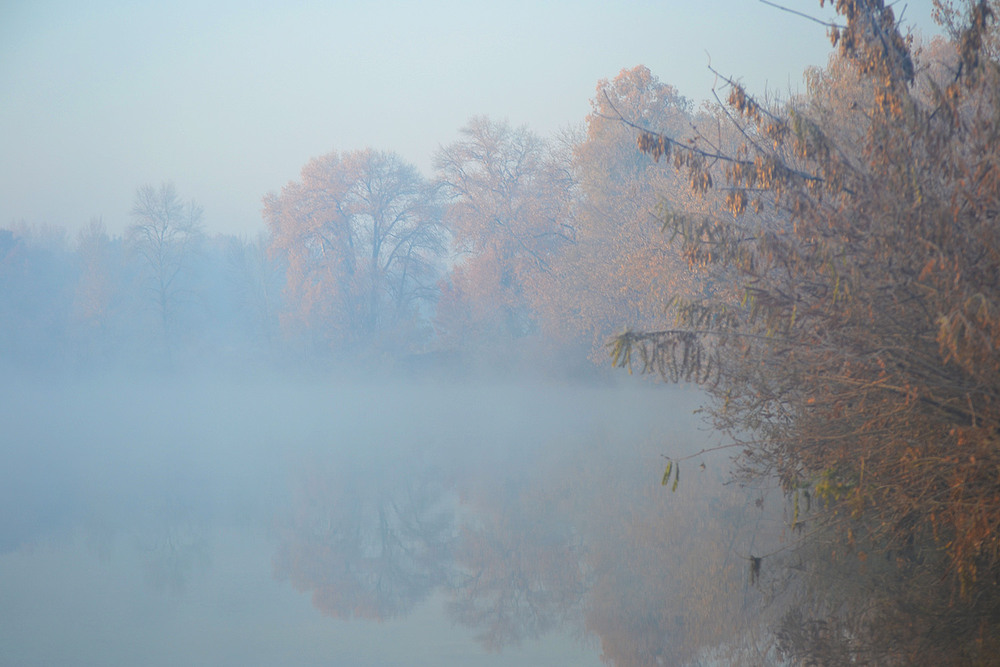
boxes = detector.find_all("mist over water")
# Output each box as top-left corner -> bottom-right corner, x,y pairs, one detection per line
0,372 -> 740,666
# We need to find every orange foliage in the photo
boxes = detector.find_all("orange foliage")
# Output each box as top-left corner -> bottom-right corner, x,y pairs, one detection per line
434,116 -> 575,352
533,67 -> 715,360
265,149 -> 446,353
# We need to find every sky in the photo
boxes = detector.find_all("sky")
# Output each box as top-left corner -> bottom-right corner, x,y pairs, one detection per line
1,0 -> 942,238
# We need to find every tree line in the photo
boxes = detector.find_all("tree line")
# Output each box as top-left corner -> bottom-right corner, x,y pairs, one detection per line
0,65 -> 699,377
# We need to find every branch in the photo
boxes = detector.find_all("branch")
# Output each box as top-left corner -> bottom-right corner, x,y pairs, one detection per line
600,89 -> 827,188
661,442 -> 744,463
758,0 -> 846,29
598,90 -> 739,164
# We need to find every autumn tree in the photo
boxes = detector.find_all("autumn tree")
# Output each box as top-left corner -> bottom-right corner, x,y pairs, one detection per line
535,66 -> 707,360
71,218 -> 126,363
264,149 -> 446,356
611,0 -> 1000,662
127,182 -> 204,364
433,116 -> 575,363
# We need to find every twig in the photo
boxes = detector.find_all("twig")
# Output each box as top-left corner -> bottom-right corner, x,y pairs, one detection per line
758,0 -> 845,29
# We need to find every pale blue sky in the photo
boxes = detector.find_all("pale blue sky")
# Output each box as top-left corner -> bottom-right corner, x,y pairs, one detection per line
1,0 -> 941,236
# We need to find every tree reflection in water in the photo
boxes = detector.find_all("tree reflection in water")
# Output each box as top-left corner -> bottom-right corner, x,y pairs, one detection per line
273,450 -> 454,621
447,476 -> 586,651
273,424 -> 777,666
133,495 -> 210,595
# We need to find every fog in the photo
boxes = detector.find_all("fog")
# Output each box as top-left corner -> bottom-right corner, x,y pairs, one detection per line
0,133 -> 789,662
0,372 -> 764,666
6,4 -> 969,662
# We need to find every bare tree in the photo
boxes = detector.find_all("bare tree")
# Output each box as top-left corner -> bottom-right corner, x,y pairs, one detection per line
128,182 -> 203,363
